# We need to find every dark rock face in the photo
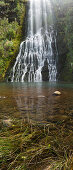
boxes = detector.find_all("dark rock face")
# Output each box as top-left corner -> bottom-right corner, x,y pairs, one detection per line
52,0 -> 73,81
41,58 -> 49,81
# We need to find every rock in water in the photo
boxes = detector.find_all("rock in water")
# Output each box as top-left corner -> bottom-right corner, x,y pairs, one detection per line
53,91 -> 61,96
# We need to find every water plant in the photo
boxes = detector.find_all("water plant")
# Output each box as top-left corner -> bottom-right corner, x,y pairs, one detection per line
0,118 -> 73,170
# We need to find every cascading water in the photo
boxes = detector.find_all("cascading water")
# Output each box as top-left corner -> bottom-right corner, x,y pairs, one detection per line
11,0 -> 57,82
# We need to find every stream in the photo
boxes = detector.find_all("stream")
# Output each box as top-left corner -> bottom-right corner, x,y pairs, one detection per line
0,82 -> 73,128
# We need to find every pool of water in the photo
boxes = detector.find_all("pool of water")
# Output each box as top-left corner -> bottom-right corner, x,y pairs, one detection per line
0,82 -> 73,169
0,82 -> 73,128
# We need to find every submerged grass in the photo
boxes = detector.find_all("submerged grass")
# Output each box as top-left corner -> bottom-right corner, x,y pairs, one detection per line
0,118 -> 73,170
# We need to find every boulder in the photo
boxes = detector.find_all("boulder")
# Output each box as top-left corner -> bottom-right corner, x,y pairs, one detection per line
53,91 -> 61,96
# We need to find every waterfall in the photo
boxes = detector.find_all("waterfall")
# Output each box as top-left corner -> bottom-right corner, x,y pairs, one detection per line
11,0 -> 57,82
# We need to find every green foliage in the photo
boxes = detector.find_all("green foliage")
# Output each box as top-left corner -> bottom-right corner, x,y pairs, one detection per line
0,0 -> 26,80
6,29 -> 15,40
0,46 -> 4,57
0,18 -> 19,78
4,40 -> 13,51
0,18 -> 19,41
0,1 -> 5,7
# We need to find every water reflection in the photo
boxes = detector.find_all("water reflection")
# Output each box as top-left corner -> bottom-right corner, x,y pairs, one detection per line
0,82 -> 73,129
10,82 -> 73,128
12,83 -> 55,123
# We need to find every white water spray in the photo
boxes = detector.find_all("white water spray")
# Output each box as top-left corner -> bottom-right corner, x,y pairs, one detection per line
11,0 -> 57,82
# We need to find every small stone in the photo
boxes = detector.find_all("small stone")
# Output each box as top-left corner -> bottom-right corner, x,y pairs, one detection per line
53,91 -> 61,96
0,96 -> 6,99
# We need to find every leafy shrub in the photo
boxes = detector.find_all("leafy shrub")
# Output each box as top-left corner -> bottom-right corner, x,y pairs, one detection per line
0,1 -> 5,7
0,18 -> 19,41
6,29 -> 15,40
4,40 -> 13,51
0,46 -> 4,57
0,0 -> 26,79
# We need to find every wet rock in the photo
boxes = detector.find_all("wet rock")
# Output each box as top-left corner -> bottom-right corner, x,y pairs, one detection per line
8,76 -> 11,82
53,91 -> 61,96
0,96 -> 6,99
38,95 -> 45,98
41,58 -> 49,81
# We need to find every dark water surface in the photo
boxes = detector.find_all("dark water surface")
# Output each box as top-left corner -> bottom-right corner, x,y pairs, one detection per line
0,82 -> 73,128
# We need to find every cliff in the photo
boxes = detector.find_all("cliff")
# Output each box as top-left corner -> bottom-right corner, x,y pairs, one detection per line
52,0 -> 73,81
0,0 -> 73,81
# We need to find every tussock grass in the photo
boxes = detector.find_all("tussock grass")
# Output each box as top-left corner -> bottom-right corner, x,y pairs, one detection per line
0,119 -> 73,170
